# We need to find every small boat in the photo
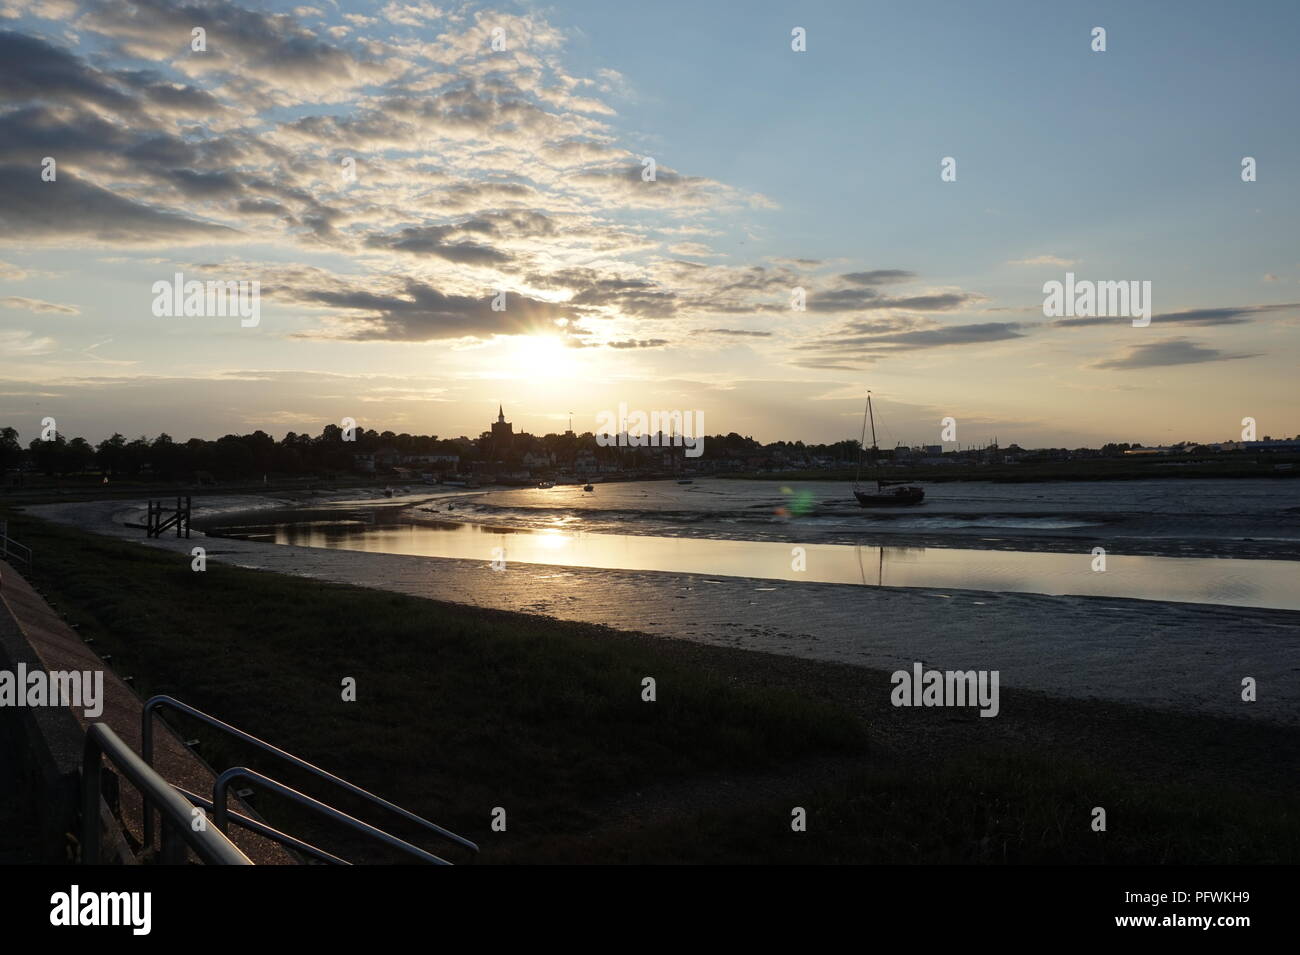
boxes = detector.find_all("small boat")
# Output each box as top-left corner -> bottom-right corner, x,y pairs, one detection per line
677,479 -> 693,485
583,483 -> 594,492
854,484 -> 925,507
537,480 -> 555,489
854,392 -> 924,508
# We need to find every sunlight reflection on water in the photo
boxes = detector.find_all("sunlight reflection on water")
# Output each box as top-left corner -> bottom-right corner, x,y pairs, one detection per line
212,518 -> 1300,611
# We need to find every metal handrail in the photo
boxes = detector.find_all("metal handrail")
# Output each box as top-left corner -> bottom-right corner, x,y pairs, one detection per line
0,532 -> 31,565
214,768 -> 452,865
176,786 -> 349,865
82,723 -> 252,865
142,695 -> 477,855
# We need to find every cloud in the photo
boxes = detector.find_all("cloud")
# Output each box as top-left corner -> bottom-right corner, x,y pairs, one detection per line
81,0 -> 401,101
839,320 -> 1024,348
788,358 -> 872,371
0,166 -> 238,244
1091,338 -> 1259,370
0,1 -> 79,19
796,317 -> 1026,366
365,225 -> 513,265
606,338 -> 669,349
0,259 -> 32,280
806,284 -> 982,314
840,269 -> 915,285
862,292 -> 984,312
668,242 -> 722,258
0,329 -> 55,354
0,3 -> 997,364
279,275 -> 578,342
0,28 -> 136,113
0,295 -> 78,314
807,287 -> 880,311
380,1 -> 443,26
1008,255 -> 1077,267
1053,302 -> 1300,328
568,163 -> 771,211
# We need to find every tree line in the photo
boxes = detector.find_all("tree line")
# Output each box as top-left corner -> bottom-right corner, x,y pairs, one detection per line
1,424 -> 864,479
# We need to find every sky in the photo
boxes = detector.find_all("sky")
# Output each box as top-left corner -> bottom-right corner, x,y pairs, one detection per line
1,0 -> 1297,449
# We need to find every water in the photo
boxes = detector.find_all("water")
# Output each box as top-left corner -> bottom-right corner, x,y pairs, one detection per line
396,477 -> 1300,557
200,477 -> 1300,610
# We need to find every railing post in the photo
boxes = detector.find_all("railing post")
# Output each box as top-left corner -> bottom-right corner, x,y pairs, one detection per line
159,824 -> 185,865
213,773 -> 231,835
80,732 -> 103,865
82,723 -> 253,865
142,698 -> 157,849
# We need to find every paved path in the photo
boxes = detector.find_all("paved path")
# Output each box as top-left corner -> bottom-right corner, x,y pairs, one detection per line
1,557 -> 294,864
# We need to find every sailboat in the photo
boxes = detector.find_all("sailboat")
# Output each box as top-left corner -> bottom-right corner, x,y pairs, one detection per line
853,392 -> 925,507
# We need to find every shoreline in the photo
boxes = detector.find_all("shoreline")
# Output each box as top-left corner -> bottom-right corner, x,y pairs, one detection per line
7,517 -> 1295,865
24,496 -> 1300,726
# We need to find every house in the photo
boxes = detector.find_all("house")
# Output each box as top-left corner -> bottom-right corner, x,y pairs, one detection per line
352,447 -> 400,472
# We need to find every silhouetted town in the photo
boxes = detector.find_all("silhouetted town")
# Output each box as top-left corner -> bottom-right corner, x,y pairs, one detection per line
3,406 -> 1298,487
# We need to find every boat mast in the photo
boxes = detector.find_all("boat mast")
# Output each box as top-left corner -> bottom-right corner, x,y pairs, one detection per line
867,393 -> 878,451
855,392 -> 870,489
867,392 -> 882,488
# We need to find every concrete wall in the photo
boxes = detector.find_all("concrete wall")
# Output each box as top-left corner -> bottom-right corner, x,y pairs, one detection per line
0,565 -> 84,863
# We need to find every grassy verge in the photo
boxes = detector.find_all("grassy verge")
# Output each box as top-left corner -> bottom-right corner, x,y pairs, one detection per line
4,507 -> 1296,863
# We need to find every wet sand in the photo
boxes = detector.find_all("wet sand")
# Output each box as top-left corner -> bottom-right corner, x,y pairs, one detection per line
27,496 -> 1300,726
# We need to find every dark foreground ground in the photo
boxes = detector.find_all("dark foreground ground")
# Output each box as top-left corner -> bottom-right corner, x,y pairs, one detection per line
4,508 -> 1297,864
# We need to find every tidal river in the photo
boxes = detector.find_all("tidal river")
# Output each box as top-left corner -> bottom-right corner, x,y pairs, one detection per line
198,477 -> 1300,612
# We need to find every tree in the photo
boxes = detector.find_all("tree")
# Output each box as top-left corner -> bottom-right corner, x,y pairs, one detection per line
66,437 -> 95,473
0,427 -> 22,473
29,433 -> 67,475
97,433 -> 127,475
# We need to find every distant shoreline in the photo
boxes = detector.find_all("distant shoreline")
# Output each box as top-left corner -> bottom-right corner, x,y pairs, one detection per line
724,460 -> 1300,483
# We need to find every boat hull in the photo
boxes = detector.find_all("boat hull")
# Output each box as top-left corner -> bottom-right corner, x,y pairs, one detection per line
854,487 -> 925,507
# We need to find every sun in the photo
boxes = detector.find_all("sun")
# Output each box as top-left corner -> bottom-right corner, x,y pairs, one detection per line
504,333 -> 580,380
